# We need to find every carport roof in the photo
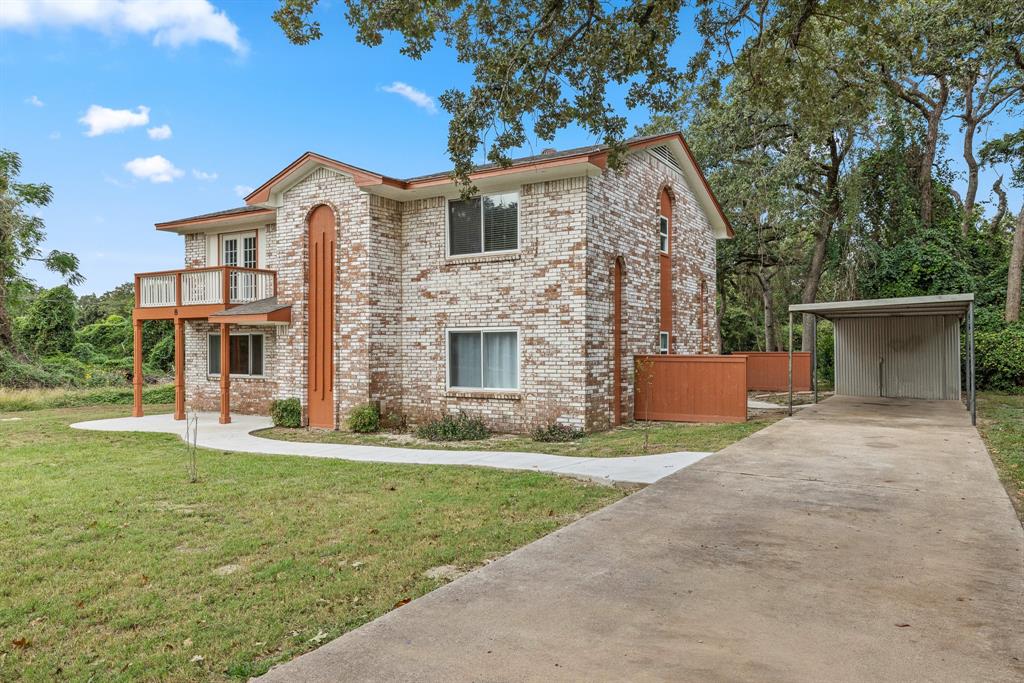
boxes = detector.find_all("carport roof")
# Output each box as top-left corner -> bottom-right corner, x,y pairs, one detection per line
789,293 -> 974,319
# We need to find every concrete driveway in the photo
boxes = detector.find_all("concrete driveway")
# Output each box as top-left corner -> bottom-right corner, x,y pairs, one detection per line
256,396 -> 1024,682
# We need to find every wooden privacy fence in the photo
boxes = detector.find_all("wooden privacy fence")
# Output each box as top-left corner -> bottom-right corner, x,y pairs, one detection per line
634,355 -> 747,423
732,352 -> 811,392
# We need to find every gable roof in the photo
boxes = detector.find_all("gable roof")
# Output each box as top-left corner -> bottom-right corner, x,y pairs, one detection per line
159,132 -> 733,238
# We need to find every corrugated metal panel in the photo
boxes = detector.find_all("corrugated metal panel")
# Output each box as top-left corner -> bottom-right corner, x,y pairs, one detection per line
835,316 -> 961,400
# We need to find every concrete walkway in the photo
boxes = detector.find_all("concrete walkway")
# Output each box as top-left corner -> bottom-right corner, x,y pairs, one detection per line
255,396 -> 1024,682
70,413 -> 712,485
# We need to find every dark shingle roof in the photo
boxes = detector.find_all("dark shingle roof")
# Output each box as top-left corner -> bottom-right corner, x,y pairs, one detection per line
209,296 -> 289,317
156,205 -> 272,226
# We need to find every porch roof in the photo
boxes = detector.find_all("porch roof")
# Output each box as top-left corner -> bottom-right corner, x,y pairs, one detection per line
208,296 -> 291,325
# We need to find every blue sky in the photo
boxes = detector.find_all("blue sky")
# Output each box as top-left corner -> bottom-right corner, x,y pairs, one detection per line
2,0 -> 1019,295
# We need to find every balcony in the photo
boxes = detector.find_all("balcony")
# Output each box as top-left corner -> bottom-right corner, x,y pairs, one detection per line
134,266 -> 277,320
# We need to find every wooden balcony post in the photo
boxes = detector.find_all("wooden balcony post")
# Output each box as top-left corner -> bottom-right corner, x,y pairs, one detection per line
174,318 -> 185,420
132,319 -> 144,417
222,267 -> 231,306
175,272 -> 182,307
134,274 -> 141,308
219,323 -> 231,424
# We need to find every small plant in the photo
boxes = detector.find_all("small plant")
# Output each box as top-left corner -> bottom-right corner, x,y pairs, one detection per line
531,422 -> 585,442
270,398 -> 302,428
380,411 -> 407,432
184,411 -> 199,483
416,412 -> 490,442
348,402 -> 381,433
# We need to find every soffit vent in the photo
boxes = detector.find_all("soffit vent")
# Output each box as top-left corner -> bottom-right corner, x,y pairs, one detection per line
649,144 -> 683,172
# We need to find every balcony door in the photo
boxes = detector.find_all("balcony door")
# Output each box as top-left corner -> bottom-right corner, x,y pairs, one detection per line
307,206 -> 335,428
221,231 -> 258,301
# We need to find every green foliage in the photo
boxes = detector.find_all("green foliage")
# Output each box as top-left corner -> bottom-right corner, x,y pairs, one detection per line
76,314 -> 132,358
531,423 -> 585,443
270,398 -> 302,428
815,320 -> 835,386
0,384 -> 174,411
347,402 -> 381,433
0,347 -> 59,388
974,320 -> 1024,393
416,412 -> 490,442
17,285 -> 78,356
146,333 -> 175,374
77,282 -> 134,326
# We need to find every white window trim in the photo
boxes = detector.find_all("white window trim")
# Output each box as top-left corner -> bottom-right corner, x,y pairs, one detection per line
445,191 -> 521,258
658,215 -> 669,254
445,327 -> 521,391
659,331 -> 670,355
207,331 -> 266,378
219,230 -> 258,268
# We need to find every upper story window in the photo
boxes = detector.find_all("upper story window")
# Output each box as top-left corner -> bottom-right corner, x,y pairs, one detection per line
448,191 -> 519,257
658,215 -> 669,254
221,231 -> 257,268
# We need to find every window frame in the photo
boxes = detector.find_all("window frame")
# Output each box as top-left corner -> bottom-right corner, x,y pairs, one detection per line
658,215 -> 669,254
207,331 -> 266,378
659,331 -> 670,355
445,191 -> 521,258
219,230 -> 258,268
445,327 -> 521,391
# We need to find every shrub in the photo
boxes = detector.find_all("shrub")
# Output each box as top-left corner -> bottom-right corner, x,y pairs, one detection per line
146,333 -> 175,374
18,285 -> 78,356
974,322 -> 1024,392
531,422 -> 585,442
416,412 -> 489,442
348,402 -> 381,433
270,398 -> 302,428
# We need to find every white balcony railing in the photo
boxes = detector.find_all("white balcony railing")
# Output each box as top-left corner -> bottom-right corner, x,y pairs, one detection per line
137,267 -> 276,308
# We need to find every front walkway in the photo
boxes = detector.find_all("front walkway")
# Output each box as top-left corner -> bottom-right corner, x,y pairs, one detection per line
70,413 -> 712,485
254,396 -> 1024,682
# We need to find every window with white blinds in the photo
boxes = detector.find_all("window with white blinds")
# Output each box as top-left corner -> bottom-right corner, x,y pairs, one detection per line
448,191 -> 519,256
448,329 -> 519,390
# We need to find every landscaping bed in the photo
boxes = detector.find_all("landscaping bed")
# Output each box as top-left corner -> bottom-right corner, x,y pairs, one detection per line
0,405 -> 623,680
258,416 -> 782,457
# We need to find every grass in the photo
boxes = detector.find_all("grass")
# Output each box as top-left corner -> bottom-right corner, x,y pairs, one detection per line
0,384 -> 174,412
259,416 -> 781,457
0,405 -> 623,681
976,392 -> 1024,525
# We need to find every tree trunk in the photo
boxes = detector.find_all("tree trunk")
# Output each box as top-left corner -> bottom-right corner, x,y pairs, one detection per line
960,76 -> 979,236
1007,208 -> 1024,322
800,138 -> 844,350
920,77 -> 949,229
991,176 -> 1007,236
756,270 -> 778,352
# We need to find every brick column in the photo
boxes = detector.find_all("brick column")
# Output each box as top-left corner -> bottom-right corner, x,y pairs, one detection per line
174,318 -> 185,420
219,322 -> 231,424
132,319 -> 144,417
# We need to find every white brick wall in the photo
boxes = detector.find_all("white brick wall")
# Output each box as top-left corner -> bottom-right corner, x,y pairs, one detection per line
180,150 -> 719,433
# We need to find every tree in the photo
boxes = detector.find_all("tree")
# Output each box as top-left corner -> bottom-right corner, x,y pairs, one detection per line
17,285 -> 77,356
980,130 -> 1024,321
0,150 -> 81,351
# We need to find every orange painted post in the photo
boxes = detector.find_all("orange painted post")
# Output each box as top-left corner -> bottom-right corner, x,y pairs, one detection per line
219,323 -> 231,424
222,267 -> 231,305
132,319 -> 144,417
174,318 -> 185,420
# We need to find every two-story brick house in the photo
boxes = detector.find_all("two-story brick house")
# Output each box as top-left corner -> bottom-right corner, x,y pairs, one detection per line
131,131 -> 732,432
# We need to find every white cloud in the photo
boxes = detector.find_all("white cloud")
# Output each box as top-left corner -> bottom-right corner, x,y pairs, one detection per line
49,131 -> 61,140
0,0 -> 247,55
192,169 -> 218,181
381,81 -> 437,114
147,124 -> 172,140
25,94 -> 44,107
234,184 -> 254,198
80,104 -> 150,137
124,155 -> 184,183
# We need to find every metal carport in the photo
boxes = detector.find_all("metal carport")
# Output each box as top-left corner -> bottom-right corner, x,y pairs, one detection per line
787,294 -> 976,424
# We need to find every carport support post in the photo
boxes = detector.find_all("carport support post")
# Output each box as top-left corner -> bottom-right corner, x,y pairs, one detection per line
968,302 -> 976,426
788,312 -> 794,416
812,315 -> 818,404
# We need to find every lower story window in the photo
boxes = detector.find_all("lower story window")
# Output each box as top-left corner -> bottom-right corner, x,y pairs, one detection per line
209,332 -> 265,377
659,331 -> 670,355
448,329 -> 518,390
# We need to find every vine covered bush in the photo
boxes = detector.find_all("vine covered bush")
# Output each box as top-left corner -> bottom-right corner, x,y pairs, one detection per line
270,398 -> 302,428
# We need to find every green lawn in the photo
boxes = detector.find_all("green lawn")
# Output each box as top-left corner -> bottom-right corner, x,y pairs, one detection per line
976,392 -> 1024,524
0,405 -> 624,681
258,416 -> 781,457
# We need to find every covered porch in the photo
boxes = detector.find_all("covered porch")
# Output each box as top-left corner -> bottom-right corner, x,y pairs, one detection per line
132,265 -> 289,423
